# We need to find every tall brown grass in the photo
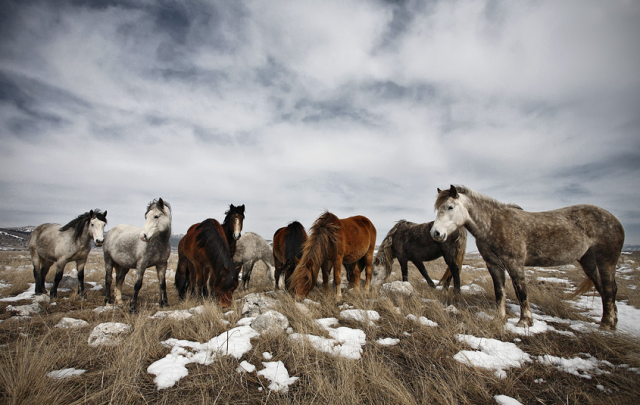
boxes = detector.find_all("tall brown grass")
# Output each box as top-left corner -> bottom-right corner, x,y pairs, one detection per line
0,251 -> 638,404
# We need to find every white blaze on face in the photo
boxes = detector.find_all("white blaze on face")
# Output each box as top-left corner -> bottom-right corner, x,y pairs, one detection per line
233,216 -> 242,240
141,207 -> 163,242
90,217 -> 106,246
431,197 -> 466,242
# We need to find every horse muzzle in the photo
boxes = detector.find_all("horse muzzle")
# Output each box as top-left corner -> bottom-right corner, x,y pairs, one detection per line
140,233 -> 150,242
431,230 -> 447,242
94,240 -> 104,247
233,232 -> 241,241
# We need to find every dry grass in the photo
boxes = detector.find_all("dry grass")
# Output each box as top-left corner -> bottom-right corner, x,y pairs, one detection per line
0,251 -> 639,404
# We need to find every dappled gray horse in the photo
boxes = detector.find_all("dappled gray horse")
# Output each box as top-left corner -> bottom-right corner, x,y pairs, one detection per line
29,210 -> 107,298
103,198 -> 172,312
233,232 -> 275,289
431,185 -> 624,329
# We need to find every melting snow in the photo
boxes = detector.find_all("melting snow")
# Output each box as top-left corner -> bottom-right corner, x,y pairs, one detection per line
339,309 -> 380,325
237,360 -> 256,373
537,353 -> 614,379
454,334 -> 532,379
147,324 -> 260,390
289,317 -> 366,360
494,394 -> 523,405
405,314 -> 438,327
376,337 -> 400,346
257,361 -> 299,393
572,296 -> 640,337
47,368 -> 86,380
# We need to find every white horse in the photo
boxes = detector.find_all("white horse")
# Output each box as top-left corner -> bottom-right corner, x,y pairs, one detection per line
233,232 -> 275,289
28,210 -> 107,298
103,198 -> 172,312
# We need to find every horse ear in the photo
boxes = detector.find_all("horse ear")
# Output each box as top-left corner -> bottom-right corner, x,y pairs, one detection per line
103,210 -> 107,218
158,198 -> 165,209
437,188 -> 442,193
449,185 -> 458,198
239,204 -> 245,214
89,210 -> 94,218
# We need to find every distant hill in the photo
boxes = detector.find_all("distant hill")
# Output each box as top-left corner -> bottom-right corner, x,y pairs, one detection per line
0,227 -> 185,251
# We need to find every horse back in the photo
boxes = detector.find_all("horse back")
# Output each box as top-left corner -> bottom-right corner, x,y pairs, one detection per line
505,204 -> 624,266
339,215 -> 376,263
29,223 -> 79,261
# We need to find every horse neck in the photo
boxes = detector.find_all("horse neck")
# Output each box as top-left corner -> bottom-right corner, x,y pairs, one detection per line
222,221 -> 237,255
151,223 -> 172,247
69,224 -> 92,250
461,193 -> 495,240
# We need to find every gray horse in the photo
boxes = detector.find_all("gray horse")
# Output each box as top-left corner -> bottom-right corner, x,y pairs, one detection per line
431,185 -> 625,329
233,232 -> 275,289
29,210 -> 107,298
103,198 -> 172,312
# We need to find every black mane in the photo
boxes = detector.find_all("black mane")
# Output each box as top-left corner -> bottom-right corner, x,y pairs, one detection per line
195,219 -> 238,292
59,209 -> 107,241
284,221 -> 306,262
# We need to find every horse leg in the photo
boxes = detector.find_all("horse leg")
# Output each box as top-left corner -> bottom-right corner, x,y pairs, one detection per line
333,255 -> 344,301
413,260 -> 435,288
398,259 -> 409,282
175,255 -> 189,300
130,265 -> 146,313
442,252 -> 461,294
506,263 -> 533,327
582,248 -> 618,329
114,266 -> 128,306
351,261 -> 362,291
241,261 -> 253,290
50,259 -> 68,298
156,262 -> 168,307
104,256 -> 114,304
321,261 -> 332,294
32,255 -> 44,294
273,257 -> 284,290
76,259 -> 87,299
597,257 -> 618,330
486,262 -> 508,322
363,253 -> 373,293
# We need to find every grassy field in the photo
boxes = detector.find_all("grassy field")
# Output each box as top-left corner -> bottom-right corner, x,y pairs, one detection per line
0,250 -> 639,404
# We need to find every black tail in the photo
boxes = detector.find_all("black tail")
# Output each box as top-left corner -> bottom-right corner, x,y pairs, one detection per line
284,221 -> 306,263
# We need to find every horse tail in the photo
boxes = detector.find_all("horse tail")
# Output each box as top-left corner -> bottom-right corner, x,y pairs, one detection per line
572,277 -> 595,297
284,221 -> 306,263
376,221 -> 404,278
289,212 -> 341,297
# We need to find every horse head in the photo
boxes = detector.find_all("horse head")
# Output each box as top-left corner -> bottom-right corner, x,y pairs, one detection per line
226,204 -> 245,241
89,210 -> 107,246
431,185 -> 469,242
141,198 -> 172,242
215,263 -> 241,307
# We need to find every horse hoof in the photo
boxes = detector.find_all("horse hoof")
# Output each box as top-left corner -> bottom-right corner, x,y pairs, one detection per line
515,319 -> 533,328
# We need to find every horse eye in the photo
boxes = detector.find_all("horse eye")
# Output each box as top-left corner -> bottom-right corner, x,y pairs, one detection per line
448,206 -> 454,210
154,215 -> 160,219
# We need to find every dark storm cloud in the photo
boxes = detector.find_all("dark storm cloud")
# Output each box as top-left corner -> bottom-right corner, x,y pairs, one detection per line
0,0 -> 639,246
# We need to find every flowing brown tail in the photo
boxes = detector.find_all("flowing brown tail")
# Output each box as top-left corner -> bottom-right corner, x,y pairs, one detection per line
571,277 -> 595,297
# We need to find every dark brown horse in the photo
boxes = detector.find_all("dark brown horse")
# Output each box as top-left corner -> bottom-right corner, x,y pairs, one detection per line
175,218 -> 241,307
431,185 -> 625,329
272,221 -> 308,290
289,212 -> 376,300
373,220 -> 467,291
220,204 -> 245,258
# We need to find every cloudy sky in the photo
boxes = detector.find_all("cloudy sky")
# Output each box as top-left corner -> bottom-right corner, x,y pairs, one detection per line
1,0 -> 639,248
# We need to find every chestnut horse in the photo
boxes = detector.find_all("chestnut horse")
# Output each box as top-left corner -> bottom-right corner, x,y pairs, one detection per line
175,218 -> 240,307
431,185 -> 624,329
289,212 -> 376,300
272,221 -> 308,290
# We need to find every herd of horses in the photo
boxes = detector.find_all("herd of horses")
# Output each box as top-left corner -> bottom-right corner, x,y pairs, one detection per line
27,185 -> 625,329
